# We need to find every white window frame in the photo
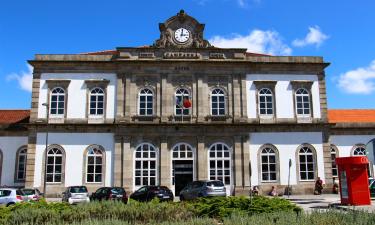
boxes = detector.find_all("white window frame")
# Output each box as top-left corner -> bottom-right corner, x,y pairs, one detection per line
138,88 -> 154,116
89,87 -> 105,118
330,146 -> 338,177
171,143 -> 194,186
260,147 -> 277,182
298,146 -> 315,181
175,88 -> 190,116
49,87 -> 65,118
295,88 -> 311,117
86,146 -> 104,183
46,147 -> 64,183
16,147 -> 27,181
211,88 -> 226,116
352,145 -> 366,156
134,143 -> 158,190
258,88 -> 274,117
208,143 -> 231,185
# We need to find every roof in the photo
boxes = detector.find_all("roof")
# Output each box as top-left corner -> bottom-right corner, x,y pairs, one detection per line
0,110 -> 30,124
328,109 -> 375,123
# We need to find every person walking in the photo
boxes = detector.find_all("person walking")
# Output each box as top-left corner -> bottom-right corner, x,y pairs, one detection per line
314,177 -> 323,195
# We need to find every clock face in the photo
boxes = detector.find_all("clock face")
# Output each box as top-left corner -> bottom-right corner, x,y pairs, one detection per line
174,28 -> 190,43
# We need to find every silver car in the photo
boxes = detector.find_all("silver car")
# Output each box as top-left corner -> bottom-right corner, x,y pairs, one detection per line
179,180 -> 226,201
62,186 -> 90,204
0,188 -> 24,206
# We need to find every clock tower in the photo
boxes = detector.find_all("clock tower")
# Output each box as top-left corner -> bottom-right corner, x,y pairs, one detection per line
154,10 -> 212,48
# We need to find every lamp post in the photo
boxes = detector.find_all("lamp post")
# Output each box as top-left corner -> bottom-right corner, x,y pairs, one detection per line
42,103 -> 49,197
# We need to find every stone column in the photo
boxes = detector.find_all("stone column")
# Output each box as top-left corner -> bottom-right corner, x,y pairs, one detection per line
124,75 -> 132,122
318,72 -> 328,122
116,76 -> 125,119
233,136 -> 242,195
159,136 -> 170,187
243,135 -> 250,188
113,136 -> 123,187
322,130 -> 333,185
25,130 -> 37,188
197,74 -> 208,123
160,74 -> 169,123
197,136 -> 207,180
232,74 -> 242,122
30,73 -> 41,123
123,136 -> 133,191
156,76 -> 161,119
240,74 -> 248,121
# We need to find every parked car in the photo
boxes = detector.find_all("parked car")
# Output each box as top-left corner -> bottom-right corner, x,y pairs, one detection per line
0,188 -> 24,206
179,180 -> 226,201
21,188 -> 43,201
369,178 -> 375,197
62,186 -> 90,204
91,187 -> 128,203
130,186 -> 174,202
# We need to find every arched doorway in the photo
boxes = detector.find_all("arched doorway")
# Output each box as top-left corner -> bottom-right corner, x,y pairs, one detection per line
171,143 -> 194,196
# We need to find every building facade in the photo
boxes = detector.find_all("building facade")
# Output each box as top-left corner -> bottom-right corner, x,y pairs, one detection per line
1,11 -> 375,196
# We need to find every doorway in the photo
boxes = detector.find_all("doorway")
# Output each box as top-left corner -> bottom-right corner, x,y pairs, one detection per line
173,160 -> 193,196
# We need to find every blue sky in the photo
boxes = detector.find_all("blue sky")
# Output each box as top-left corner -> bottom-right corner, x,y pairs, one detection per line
1,0 -> 375,109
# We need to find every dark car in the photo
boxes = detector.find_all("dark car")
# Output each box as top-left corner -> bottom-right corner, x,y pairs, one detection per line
91,187 -> 128,203
130,186 -> 174,202
369,178 -> 375,197
179,180 -> 226,201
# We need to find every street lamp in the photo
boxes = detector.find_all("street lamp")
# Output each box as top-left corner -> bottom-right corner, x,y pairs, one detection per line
42,103 -> 49,197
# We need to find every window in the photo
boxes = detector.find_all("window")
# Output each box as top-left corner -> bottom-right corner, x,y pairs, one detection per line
330,146 -> 338,177
209,143 -> 231,185
135,143 -> 157,186
172,143 -> 194,185
353,146 -> 366,156
298,146 -> 315,181
211,88 -> 226,116
260,146 -> 277,182
16,147 -> 27,181
175,89 -> 190,116
139,88 -> 153,116
295,88 -> 310,117
86,145 -> 104,183
46,146 -> 64,183
89,87 -> 104,116
50,87 -> 65,116
258,88 -> 274,116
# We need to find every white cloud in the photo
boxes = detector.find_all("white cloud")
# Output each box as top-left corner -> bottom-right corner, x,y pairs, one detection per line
237,0 -> 246,7
292,26 -> 329,47
338,60 -> 375,94
209,29 -> 292,55
6,65 -> 33,92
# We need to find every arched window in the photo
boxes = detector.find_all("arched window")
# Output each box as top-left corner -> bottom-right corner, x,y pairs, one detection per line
209,143 -> 231,185
175,88 -> 190,116
295,88 -> 310,116
172,143 -> 194,185
135,143 -> 157,186
330,146 -> 338,177
298,146 -> 315,181
260,146 -> 277,182
353,145 -> 366,156
258,88 -> 274,116
50,87 -> 65,116
86,145 -> 104,183
89,87 -> 104,116
16,147 -> 27,181
46,146 -> 64,183
211,88 -> 226,116
139,88 -> 153,116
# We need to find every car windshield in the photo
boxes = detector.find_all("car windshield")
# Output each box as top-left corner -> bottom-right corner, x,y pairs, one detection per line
111,188 -> 124,194
206,181 -> 224,187
70,186 -> 88,193
0,190 -> 11,197
22,189 -> 35,195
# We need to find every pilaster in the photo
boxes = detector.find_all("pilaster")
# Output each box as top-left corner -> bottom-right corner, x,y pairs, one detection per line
197,136 -> 207,180
116,76 -> 125,119
113,136 -> 123,187
159,136 -> 170,186
25,130 -> 37,188
123,136 -> 133,191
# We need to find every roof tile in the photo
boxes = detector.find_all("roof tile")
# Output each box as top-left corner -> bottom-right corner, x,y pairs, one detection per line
0,110 -> 30,124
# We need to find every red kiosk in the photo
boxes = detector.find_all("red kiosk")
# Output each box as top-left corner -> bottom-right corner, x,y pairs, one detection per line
335,156 -> 371,205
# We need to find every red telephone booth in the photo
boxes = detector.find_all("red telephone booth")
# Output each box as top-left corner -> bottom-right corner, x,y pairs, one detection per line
336,156 -> 371,205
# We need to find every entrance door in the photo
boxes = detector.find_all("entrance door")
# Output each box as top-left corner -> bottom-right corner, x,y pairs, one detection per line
173,160 -> 193,196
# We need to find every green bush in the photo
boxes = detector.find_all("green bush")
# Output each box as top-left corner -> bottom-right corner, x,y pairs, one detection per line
185,196 -> 301,219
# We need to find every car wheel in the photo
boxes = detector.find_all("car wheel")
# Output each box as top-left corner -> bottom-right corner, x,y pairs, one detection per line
6,202 -> 15,207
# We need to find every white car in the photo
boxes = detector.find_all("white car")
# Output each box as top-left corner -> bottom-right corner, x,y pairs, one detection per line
0,188 -> 24,206
21,188 -> 43,201
62,186 -> 90,204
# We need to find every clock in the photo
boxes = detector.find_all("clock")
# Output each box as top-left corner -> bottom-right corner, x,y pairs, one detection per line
174,28 -> 190,43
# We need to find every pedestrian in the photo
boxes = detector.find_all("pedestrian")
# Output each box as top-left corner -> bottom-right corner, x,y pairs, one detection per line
250,186 -> 259,196
332,177 -> 339,194
314,177 -> 323,195
269,186 -> 277,196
